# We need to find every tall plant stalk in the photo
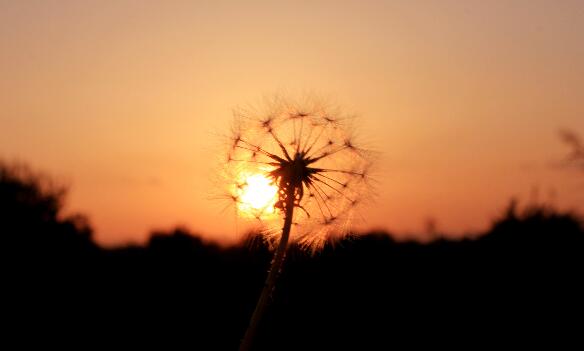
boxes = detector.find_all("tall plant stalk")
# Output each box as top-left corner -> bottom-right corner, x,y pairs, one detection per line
222,96 -> 373,350
239,188 -> 296,351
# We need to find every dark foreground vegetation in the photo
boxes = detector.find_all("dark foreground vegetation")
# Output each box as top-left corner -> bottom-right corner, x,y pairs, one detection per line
2,161 -> 583,349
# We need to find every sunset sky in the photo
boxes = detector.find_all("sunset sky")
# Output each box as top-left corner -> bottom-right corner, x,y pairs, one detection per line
1,0 -> 583,246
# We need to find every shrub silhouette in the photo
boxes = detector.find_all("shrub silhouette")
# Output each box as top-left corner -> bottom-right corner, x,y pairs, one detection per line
3,160 -> 582,349
1,160 -> 96,260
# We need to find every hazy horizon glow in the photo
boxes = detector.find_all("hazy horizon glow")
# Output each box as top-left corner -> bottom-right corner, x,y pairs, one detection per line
1,0 -> 583,246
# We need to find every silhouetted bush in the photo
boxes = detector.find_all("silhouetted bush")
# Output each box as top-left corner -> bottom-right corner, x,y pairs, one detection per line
1,161 -> 96,261
3,161 -> 582,349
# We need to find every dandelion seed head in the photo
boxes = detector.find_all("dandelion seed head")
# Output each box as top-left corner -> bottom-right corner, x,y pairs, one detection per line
219,95 -> 374,252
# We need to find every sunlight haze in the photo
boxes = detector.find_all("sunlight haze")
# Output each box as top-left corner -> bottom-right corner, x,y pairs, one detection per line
1,0 -> 583,246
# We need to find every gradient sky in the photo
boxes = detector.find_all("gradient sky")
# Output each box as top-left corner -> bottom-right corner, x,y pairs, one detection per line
1,0 -> 583,246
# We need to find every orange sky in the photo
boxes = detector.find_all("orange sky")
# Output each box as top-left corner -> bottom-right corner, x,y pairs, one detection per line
1,0 -> 583,246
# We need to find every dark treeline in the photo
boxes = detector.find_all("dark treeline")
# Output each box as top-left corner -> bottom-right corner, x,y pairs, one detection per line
2,161 -> 583,349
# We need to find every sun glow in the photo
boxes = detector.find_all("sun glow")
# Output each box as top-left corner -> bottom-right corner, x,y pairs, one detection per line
237,173 -> 279,217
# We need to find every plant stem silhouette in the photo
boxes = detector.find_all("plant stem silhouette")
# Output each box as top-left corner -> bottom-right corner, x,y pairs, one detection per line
220,96 -> 374,350
239,186 -> 295,351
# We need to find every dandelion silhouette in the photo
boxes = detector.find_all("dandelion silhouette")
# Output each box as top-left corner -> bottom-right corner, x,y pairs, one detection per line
222,96 -> 373,351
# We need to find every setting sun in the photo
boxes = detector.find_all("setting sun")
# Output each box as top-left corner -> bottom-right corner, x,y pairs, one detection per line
237,174 -> 278,217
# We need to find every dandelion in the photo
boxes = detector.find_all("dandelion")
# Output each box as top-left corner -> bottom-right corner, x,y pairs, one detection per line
221,96 -> 373,351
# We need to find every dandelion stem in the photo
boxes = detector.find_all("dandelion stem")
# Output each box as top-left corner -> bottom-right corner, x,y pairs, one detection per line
239,186 -> 296,351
